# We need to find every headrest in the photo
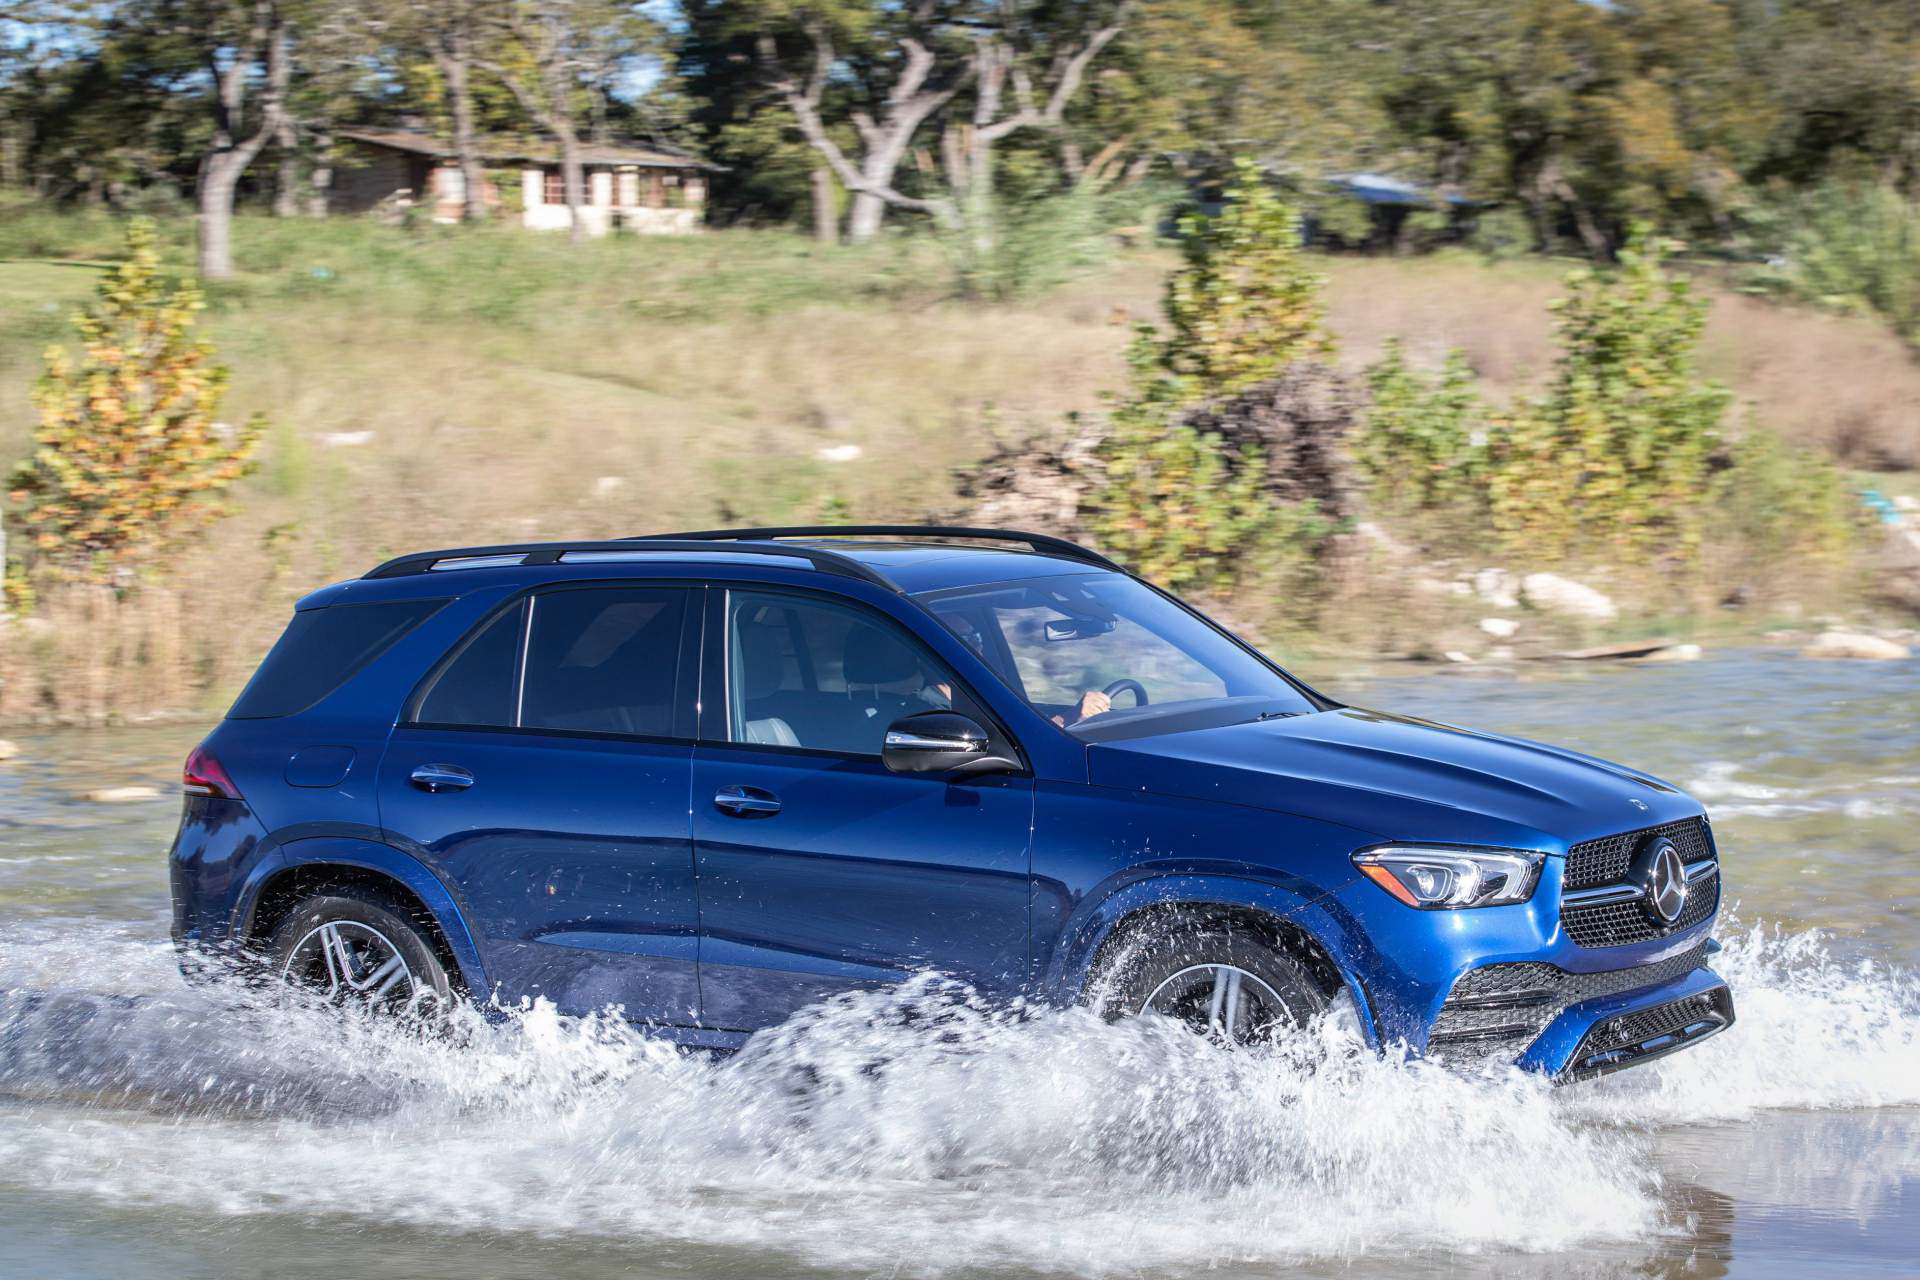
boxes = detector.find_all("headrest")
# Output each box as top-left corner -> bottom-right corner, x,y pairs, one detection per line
737,622 -> 789,700
843,624 -> 919,685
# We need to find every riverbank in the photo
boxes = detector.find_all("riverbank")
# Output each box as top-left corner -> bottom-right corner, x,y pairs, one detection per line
1,209 -> 1916,723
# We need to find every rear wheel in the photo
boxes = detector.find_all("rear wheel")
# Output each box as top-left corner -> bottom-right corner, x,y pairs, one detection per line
267,890 -> 453,1019
1089,920 -> 1328,1047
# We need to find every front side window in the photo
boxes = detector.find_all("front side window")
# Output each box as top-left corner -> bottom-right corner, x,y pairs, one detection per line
727,591 -> 957,754
919,574 -> 1315,740
410,588 -> 688,737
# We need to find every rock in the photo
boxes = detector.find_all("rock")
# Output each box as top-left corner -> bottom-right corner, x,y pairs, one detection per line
1802,631 -> 1911,661
1479,617 -> 1520,639
320,430 -> 375,448
1555,639 -> 1688,661
0,739 -> 18,761
1521,572 -> 1617,622
1470,568 -> 1519,610
84,785 -> 162,804
815,444 -> 863,463
1630,643 -> 1703,663
1443,650 -> 1476,664
591,475 -> 625,497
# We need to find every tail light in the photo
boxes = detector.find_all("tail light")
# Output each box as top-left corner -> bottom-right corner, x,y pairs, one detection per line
183,745 -> 243,800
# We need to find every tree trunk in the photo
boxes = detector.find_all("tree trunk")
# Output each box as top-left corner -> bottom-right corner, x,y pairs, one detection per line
559,129 -> 585,243
197,159 -> 242,280
441,50 -> 488,223
845,190 -> 887,243
273,119 -> 300,217
810,167 -> 837,244
306,125 -> 333,216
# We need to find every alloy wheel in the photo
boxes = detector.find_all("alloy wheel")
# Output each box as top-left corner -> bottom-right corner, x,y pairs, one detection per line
281,920 -> 430,1016
1142,962 -> 1296,1046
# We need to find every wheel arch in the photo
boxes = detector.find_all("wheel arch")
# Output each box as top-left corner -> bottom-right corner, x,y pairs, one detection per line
234,839 -> 489,997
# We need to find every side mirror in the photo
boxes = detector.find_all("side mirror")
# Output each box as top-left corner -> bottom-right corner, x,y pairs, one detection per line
881,710 -> 1019,776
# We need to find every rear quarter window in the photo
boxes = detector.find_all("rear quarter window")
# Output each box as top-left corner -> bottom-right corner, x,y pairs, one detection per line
229,599 -> 445,719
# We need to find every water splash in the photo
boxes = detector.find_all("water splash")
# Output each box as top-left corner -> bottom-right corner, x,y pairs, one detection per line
0,917 -> 1913,1276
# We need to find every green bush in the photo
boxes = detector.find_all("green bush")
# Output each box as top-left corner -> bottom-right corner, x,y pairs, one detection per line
1090,160 -> 1337,594
1744,183 -> 1920,343
1488,231 -> 1730,564
1356,339 -> 1489,523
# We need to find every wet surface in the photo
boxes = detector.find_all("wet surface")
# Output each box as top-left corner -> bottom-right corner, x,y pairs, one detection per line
0,648 -> 1915,1279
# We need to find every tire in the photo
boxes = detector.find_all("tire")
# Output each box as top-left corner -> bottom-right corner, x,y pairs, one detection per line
1086,918 -> 1329,1047
267,889 -> 455,1019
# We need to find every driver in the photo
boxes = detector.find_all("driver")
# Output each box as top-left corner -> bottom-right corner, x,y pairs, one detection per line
1053,689 -> 1111,728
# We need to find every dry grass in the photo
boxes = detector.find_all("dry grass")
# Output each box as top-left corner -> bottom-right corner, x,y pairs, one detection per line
0,213 -> 1912,720
1321,251 -> 1920,470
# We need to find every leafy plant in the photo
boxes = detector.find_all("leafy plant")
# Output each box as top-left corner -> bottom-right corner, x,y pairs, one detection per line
1091,160 -> 1337,596
1356,339 -> 1489,522
1161,157 -> 1334,393
1488,230 -> 1730,564
8,220 -> 265,584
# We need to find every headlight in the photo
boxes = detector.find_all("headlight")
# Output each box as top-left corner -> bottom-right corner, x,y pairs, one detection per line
1351,845 -> 1544,909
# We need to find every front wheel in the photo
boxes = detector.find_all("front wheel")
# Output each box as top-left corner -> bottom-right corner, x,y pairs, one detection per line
267,890 -> 454,1019
1088,921 -> 1328,1047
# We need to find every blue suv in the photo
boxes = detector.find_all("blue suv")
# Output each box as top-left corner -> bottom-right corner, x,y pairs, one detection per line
169,526 -> 1732,1078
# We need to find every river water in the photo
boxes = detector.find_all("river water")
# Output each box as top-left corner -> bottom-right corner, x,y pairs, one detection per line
0,648 -> 1914,1279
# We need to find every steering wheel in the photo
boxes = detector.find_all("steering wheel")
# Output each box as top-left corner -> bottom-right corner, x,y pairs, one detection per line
1102,678 -> 1149,707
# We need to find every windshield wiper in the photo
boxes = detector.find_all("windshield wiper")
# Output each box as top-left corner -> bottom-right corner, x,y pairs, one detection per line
1252,709 -> 1305,722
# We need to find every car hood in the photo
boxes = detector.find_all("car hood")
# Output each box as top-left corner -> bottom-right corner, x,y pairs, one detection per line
1087,707 -> 1699,852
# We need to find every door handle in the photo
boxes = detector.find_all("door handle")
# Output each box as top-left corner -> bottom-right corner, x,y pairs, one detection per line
713,784 -> 781,817
410,763 -> 474,793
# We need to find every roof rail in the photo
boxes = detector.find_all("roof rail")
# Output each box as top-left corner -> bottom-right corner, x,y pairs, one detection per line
632,525 -> 1126,572
361,540 -> 896,587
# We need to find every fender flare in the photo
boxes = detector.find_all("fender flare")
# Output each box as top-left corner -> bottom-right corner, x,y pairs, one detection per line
230,837 -> 491,997
1044,871 -> 1384,1047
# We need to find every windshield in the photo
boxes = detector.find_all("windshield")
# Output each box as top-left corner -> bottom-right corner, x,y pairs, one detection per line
916,574 -> 1318,740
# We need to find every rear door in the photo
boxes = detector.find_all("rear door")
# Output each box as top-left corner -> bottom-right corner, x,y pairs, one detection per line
378,583 -> 704,1022
690,586 -> 1035,1030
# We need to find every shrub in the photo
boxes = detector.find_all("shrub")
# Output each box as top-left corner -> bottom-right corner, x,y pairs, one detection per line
1355,339 -> 1490,524
1488,231 -> 1730,564
1161,157 -> 1333,393
1090,160 -> 1339,597
1745,183 -> 1920,344
8,219 -> 264,584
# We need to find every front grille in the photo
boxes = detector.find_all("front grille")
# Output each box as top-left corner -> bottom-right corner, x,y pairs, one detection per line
1561,817 -> 1719,948
1564,817 -> 1714,890
1430,940 -> 1711,1055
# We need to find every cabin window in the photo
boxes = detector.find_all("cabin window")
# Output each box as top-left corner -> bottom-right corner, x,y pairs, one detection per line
543,171 -> 566,205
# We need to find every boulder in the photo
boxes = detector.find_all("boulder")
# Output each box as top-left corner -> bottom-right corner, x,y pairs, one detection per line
1802,631 -> 1911,661
0,739 -> 18,761
1479,617 -> 1519,639
1631,643 -> 1703,663
1470,569 -> 1520,610
1521,573 -> 1618,622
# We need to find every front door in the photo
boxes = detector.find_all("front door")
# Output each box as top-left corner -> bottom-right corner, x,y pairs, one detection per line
691,587 -> 1034,1030
378,583 -> 703,1022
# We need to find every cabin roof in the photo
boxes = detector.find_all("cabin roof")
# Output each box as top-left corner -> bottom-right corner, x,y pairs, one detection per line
339,127 -> 723,172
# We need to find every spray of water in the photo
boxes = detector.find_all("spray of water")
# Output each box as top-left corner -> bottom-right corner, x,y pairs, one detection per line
0,917 -> 1914,1276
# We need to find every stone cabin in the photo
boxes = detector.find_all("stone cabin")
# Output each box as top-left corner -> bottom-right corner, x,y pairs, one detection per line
334,128 -> 719,235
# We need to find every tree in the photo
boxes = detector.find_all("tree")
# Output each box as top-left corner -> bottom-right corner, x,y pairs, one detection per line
481,0 -> 653,243
397,0 -> 492,222
9,220 -> 263,581
148,0 -> 294,278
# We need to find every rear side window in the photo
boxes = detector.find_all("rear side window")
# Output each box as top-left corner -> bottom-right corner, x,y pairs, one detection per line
229,599 -> 444,719
522,588 -> 687,736
414,600 -> 524,727
409,587 -> 690,738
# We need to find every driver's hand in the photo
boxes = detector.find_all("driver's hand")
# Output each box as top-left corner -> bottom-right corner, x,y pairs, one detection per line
1075,690 -> 1112,722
